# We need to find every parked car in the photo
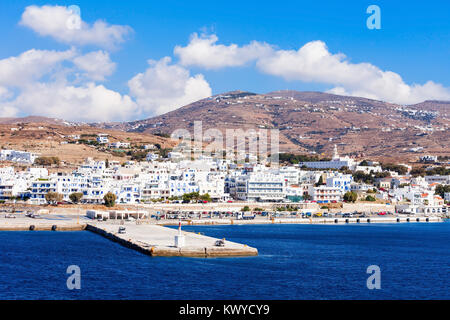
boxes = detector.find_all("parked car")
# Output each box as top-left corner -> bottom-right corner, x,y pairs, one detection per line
342,213 -> 353,218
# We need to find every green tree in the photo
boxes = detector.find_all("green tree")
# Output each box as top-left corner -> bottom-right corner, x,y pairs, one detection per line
343,191 -> 358,203
315,176 -> 324,187
435,184 -> 450,198
241,206 -> 251,212
132,151 -> 148,161
381,163 -> 408,175
359,160 -> 369,166
69,192 -> 83,204
182,192 -> 200,202
302,193 -> 312,201
200,193 -> 211,202
365,195 -> 376,202
35,157 -> 60,166
45,192 -> 63,205
103,192 -> 117,207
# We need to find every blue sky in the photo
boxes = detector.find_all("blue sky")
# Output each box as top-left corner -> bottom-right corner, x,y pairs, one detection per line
0,1 -> 449,121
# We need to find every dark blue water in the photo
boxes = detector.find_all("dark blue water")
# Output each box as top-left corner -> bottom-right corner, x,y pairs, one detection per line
1,222 -> 449,300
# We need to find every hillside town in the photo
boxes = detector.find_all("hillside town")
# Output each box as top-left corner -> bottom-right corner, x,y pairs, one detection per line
0,144 -> 448,216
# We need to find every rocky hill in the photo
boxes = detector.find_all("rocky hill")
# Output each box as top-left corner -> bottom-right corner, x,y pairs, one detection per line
93,90 -> 450,163
0,122 -> 174,168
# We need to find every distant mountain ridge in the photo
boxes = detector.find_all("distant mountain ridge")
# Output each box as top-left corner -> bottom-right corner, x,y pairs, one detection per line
0,116 -> 78,126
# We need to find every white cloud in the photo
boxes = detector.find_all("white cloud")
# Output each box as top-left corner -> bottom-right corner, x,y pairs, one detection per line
0,50 -> 210,121
7,82 -> 139,122
174,33 -> 273,69
0,48 -> 139,121
0,48 -> 75,87
174,34 -> 450,104
0,86 -> 10,99
0,105 -> 18,118
0,87 -> 17,117
0,7 -> 142,122
255,40 -> 450,104
20,5 -> 132,49
73,51 -> 116,81
128,57 -> 212,115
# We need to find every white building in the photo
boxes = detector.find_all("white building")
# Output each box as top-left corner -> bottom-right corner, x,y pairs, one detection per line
420,155 -> 438,163
143,144 -> 157,150
0,150 -> 38,164
307,185 -> 341,203
444,193 -> 450,202
425,175 -> 450,185
96,134 -> 109,144
30,179 -> 58,204
146,153 -> 159,161
299,145 -> 355,170
326,173 -> 353,193
233,171 -> 286,202
109,142 -> 130,149
167,151 -> 184,160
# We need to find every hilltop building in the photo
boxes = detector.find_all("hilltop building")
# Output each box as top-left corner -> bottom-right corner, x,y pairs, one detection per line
298,145 -> 356,170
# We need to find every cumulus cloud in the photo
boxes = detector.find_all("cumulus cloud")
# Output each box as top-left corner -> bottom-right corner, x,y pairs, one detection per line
8,82 -> 139,122
0,48 -> 75,87
73,51 -> 116,81
0,86 -> 11,100
128,57 -> 212,115
0,49 -> 211,120
256,40 -> 450,104
174,33 -> 273,69
20,5 -> 132,49
0,87 -> 17,117
174,34 -> 450,104
0,48 -> 139,121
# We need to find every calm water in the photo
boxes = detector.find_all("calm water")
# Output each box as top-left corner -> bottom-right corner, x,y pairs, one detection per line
0,222 -> 449,300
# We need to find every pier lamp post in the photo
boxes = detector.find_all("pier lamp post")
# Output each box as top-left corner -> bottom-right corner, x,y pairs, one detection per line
174,218 -> 185,248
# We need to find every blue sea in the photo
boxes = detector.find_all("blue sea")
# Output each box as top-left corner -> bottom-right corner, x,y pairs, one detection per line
0,222 -> 449,300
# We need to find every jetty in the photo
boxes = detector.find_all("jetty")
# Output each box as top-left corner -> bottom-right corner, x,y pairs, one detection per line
86,223 -> 258,257
0,218 -> 86,231
0,216 -> 258,258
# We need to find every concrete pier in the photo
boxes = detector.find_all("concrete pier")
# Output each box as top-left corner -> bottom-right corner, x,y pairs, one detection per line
0,219 -> 86,231
86,223 -> 258,257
